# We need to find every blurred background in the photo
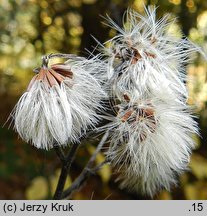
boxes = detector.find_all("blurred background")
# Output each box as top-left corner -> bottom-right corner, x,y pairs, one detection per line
0,0 -> 207,200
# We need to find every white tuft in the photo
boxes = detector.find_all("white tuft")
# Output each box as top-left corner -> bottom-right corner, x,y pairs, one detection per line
101,6 -> 203,102
10,58 -> 106,150
98,6 -> 201,197
106,95 -> 198,197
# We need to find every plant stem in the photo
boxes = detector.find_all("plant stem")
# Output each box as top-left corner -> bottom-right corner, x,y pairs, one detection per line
62,160 -> 108,199
53,144 -> 79,200
62,131 -> 109,199
54,147 -> 66,163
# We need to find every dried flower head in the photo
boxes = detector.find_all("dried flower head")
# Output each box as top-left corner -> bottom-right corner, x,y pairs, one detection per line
106,95 -> 198,197
10,54 -> 105,150
98,6 -> 201,197
101,7 -> 202,101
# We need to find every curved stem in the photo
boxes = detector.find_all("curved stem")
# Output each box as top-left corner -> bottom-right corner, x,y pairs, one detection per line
34,53 -> 85,73
48,53 -> 77,59
48,53 -> 85,61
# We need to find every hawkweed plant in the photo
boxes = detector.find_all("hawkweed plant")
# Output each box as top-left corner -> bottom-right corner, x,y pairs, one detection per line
8,6 -> 206,199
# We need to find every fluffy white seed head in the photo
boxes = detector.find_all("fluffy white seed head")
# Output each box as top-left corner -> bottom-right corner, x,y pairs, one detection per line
101,7 -> 201,101
13,81 -> 72,149
10,56 -> 106,150
95,6 -> 201,196
106,95 -> 198,197
62,58 -> 107,138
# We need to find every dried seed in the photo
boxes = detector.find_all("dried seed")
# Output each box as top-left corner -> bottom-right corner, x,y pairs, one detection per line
123,94 -> 130,102
49,69 -> 65,84
37,68 -> 46,81
145,52 -> 156,58
27,75 -> 38,91
121,109 -> 134,122
46,71 -> 59,87
51,64 -> 73,79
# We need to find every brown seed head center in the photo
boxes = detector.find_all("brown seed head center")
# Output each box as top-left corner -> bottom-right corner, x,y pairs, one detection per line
120,105 -> 157,142
28,64 -> 73,90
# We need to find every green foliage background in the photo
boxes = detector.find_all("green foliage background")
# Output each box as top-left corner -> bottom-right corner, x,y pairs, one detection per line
0,0 -> 207,199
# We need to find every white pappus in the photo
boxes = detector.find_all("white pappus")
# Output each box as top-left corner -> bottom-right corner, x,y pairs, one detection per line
105,93 -> 198,197
98,6 -> 201,197
101,7 -> 202,102
10,55 -> 106,150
